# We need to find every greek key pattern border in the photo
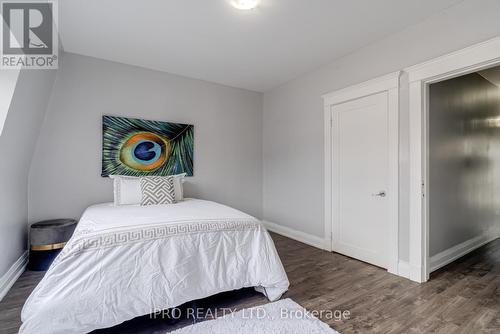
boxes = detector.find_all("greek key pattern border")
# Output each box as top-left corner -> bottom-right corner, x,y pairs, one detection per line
55,219 -> 261,264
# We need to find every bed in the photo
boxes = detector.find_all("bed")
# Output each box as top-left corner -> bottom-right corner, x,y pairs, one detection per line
20,199 -> 289,334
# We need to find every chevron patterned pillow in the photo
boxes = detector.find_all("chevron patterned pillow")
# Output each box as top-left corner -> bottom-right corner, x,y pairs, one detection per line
140,176 -> 177,205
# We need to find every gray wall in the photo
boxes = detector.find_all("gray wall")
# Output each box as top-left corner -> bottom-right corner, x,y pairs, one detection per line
429,72 -> 500,256
262,0 -> 500,262
29,53 -> 263,222
0,69 -> 56,278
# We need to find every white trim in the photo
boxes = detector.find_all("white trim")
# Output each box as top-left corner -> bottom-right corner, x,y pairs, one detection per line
323,106 -> 332,252
396,260 -> 422,280
323,71 -> 400,276
387,85 -> 400,275
408,80 -> 427,283
0,251 -> 28,302
262,220 -> 330,251
406,37 -> 500,83
322,72 -> 400,106
406,36 -> 500,283
397,260 -> 410,279
430,232 -> 500,273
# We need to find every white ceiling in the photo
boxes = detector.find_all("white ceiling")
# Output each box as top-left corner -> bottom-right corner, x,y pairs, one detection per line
60,0 -> 463,92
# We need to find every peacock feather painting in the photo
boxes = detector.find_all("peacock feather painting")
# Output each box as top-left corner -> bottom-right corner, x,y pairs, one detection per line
101,115 -> 193,177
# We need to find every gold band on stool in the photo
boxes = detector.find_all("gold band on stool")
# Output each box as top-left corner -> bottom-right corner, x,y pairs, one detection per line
30,242 -> 67,251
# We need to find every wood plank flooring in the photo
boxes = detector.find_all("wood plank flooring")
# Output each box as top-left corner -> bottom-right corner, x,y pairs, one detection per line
1,233 -> 499,333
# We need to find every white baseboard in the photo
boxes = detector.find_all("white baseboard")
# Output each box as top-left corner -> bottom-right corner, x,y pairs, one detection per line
430,231 -> 500,273
0,251 -> 28,302
262,220 -> 331,251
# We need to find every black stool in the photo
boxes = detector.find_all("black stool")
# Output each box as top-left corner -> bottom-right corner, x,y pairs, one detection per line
28,219 -> 78,271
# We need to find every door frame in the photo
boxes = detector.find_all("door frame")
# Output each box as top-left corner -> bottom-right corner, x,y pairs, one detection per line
323,71 -> 401,275
406,37 -> 500,283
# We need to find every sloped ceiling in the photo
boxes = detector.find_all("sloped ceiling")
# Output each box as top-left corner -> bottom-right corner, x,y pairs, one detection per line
59,0 -> 463,91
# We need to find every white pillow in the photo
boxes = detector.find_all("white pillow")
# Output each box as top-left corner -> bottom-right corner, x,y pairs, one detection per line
110,174 -> 186,205
172,173 -> 187,202
110,175 -> 141,205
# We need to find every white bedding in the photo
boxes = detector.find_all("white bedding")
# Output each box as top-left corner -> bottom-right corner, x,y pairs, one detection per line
20,199 -> 289,334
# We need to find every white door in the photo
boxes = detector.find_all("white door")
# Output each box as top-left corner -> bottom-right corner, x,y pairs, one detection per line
331,92 -> 390,269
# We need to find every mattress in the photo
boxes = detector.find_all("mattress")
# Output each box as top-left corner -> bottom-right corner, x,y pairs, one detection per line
20,199 -> 289,334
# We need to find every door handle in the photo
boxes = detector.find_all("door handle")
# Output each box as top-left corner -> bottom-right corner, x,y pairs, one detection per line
372,191 -> 386,197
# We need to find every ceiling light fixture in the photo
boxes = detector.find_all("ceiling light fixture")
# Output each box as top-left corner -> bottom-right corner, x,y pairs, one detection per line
231,0 -> 259,10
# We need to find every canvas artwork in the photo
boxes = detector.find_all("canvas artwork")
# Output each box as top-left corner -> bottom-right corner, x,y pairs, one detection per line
102,115 -> 193,177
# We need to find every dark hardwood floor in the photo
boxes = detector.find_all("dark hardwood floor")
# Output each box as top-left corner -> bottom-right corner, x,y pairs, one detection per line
1,233 -> 499,333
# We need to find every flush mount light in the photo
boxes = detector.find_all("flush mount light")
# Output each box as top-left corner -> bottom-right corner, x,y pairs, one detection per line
231,0 -> 259,10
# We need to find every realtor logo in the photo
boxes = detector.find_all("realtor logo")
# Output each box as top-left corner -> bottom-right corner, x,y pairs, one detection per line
1,1 -> 58,69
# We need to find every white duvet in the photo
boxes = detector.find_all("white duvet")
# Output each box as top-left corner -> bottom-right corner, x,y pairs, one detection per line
20,199 -> 289,334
